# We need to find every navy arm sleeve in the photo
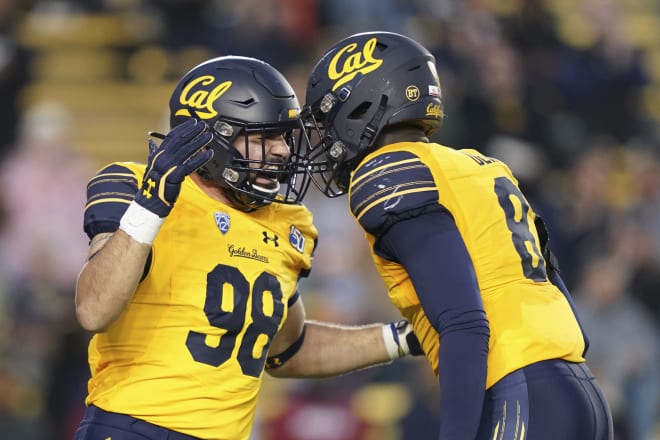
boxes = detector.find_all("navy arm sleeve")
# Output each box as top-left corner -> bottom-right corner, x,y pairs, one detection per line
377,210 -> 490,440
349,150 -> 489,438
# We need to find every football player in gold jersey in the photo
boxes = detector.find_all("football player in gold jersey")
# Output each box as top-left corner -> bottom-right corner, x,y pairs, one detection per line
72,56 -> 421,440
302,32 -> 614,440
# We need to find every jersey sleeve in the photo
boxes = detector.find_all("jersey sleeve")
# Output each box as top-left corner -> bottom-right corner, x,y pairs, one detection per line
297,236 -> 317,280
83,163 -> 139,239
349,150 -> 441,235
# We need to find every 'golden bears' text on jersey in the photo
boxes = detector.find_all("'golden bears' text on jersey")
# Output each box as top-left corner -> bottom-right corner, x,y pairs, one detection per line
83,162 -> 317,440
348,142 -> 585,389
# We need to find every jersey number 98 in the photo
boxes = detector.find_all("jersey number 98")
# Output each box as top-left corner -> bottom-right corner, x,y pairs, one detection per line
186,264 -> 284,377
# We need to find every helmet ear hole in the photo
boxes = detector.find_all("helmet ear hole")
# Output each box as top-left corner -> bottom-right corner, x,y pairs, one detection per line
348,102 -> 372,120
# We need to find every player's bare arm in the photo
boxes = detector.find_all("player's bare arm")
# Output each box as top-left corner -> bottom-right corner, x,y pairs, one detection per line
75,119 -> 212,333
75,230 -> 151,332
266,299 -> 419,378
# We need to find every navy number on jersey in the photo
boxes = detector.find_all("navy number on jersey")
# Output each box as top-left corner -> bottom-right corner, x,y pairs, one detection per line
494,177 -> 547,282
186,264 -> 284,377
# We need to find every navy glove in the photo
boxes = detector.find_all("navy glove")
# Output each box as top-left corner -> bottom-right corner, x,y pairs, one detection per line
135,119 -> 213,217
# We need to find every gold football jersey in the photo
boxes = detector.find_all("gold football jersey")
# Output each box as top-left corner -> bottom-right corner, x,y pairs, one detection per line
85,162 -> 317,439
349,142 -> 586,389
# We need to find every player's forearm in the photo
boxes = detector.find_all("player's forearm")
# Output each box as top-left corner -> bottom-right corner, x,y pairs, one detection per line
269,321 -> 391,378
75,229 -> 150,332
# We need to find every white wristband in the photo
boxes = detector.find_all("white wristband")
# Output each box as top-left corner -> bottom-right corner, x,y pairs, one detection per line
382,322 -> 405,360
119,201 -> 165,245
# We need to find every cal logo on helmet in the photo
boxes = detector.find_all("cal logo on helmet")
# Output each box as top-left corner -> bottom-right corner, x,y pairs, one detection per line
174,75 -> 232,120
426,103 -> 443,118
327,37 -> 383,91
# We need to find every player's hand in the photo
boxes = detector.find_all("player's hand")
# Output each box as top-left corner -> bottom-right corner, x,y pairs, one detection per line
383,319 -> 425,359
135,119 -> 213,217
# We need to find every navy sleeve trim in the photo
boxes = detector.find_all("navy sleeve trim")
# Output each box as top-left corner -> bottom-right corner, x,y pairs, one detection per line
265,325 -> 306,369
287,291 -> 300,308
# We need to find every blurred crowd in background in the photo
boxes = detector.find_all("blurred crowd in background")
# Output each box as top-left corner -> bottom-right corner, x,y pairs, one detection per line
0,0 -> 659,439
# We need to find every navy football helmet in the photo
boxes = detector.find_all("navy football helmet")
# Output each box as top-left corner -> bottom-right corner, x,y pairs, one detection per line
166,55 -> 312,209
302,31 -> 444,196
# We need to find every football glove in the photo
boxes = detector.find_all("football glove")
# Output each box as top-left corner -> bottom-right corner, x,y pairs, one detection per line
135,118 -> 213,218
383,319 -> 424,360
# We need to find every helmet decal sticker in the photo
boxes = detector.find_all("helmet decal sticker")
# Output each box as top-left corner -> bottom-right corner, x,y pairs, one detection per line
428,61 -> 441,86
328,37 -> 383,92
405,85 -> 420,101
175,76 -> 232,119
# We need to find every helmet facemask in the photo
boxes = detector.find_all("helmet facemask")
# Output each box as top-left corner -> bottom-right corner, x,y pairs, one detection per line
299,101 -> 384,198
199,117 -> 312,210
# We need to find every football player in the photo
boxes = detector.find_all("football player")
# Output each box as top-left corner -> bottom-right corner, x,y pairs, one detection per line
302,32 -> 614,439
73,56 -> 421,440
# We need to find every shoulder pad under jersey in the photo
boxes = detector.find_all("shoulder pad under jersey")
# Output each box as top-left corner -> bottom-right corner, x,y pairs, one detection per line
349,150 -> 439,235
83,162 -> 142,238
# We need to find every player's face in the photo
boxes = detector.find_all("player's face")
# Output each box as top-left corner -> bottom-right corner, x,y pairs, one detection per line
233,132 -> 291,191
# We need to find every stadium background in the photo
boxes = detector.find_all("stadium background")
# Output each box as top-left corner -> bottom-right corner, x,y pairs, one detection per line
0,0 -> 659,439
